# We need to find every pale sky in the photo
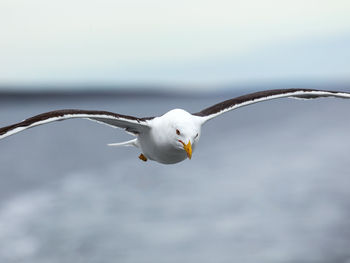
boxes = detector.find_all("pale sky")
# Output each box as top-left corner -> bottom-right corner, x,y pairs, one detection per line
0,0 -> 350,90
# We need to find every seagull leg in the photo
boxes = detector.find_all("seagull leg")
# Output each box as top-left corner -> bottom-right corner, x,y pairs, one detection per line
138,153 -> 148,162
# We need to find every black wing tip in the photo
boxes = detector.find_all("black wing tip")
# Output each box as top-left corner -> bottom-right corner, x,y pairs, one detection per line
0,125 -> 13,136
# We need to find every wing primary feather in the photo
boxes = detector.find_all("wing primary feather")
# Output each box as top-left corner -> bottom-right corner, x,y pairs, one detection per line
0,109 -> 154,139
193,88 -> 350,122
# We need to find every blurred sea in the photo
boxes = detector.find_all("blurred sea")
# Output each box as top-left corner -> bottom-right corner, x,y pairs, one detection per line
0,89 -> 350,263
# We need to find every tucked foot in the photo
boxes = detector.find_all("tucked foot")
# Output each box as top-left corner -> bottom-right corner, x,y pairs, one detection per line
138,153 -> 148,162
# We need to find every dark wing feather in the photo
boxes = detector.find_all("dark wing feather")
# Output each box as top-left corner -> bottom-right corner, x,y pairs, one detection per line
0,109 -> 154,139
193,88 -> 350,122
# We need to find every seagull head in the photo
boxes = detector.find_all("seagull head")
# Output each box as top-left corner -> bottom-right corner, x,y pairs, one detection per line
158,109 -> 201,160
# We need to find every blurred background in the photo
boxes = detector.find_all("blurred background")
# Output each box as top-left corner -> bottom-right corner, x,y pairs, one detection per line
1,0 -> 350,262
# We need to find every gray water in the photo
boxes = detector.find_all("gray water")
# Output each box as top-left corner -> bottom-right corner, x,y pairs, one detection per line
0,92 -> 350,263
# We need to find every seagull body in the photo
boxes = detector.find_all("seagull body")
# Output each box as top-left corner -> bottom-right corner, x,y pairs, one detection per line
1,88 -> 350,164
135,109 -> 201,164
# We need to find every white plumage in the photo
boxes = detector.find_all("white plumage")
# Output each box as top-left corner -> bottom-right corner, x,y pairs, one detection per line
1,88 -> 350,164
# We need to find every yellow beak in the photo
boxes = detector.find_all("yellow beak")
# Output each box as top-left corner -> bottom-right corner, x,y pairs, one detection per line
179,140 -> 192,159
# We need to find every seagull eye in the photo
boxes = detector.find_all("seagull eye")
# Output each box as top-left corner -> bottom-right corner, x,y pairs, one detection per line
176,129 -> 181,135
195,133 -> 199,138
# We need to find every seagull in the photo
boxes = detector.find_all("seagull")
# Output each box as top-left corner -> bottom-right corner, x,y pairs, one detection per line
1,88 -> 350,164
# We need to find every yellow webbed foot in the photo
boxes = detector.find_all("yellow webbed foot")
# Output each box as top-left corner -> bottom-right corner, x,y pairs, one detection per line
138,153 -> 148,162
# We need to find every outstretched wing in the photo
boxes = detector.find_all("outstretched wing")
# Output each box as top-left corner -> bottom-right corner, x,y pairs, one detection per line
193,88 -> 350,122
0,109 -> 154,140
